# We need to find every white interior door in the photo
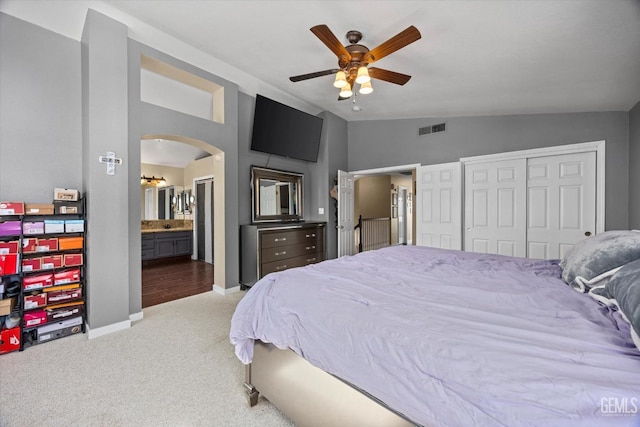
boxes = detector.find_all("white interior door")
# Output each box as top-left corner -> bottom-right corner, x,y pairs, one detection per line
337,170 -> 355,257
527,152 -> 596,259
464,159 -> 527,257
415,162 -> 462,249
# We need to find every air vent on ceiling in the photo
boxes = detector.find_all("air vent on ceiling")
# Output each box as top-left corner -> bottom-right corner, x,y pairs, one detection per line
419,122 -> 446,136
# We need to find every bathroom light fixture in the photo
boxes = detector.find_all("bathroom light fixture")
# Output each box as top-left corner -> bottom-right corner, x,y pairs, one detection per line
141,175 -> 166,186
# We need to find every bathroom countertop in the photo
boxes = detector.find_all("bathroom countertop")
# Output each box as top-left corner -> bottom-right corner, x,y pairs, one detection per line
141,227 -> 193,234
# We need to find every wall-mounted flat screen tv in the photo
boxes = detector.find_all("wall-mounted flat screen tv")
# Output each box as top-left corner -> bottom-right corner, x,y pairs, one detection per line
250,94 -> 323,162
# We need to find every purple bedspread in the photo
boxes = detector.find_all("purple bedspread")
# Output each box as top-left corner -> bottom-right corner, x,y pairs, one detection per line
230,246 -> 640,426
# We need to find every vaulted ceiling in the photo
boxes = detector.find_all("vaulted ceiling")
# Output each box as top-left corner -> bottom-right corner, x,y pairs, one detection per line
109,0 -> 640,122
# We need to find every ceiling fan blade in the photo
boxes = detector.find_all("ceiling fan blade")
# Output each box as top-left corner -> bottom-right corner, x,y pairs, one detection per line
290,69 -> 340,82
310,25 -> 351,61
364,26 -> 421,63
368,67 -> 412,85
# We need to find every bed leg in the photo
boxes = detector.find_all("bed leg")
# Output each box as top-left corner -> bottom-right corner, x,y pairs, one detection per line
244,363 -> 259,407
244,382 -> 259,406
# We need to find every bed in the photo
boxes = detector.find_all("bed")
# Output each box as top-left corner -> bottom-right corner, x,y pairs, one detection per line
230,235 -> 640,426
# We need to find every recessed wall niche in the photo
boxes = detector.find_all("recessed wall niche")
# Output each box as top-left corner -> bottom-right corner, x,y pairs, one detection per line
140,55 -> 224,124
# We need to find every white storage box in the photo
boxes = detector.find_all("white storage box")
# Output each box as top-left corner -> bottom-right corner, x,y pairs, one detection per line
44,220 -> 65,234
64,220 -> 84,233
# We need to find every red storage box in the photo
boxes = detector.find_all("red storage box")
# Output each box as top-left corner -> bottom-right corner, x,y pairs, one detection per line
53,269 -> 80,285
0,254 -> 18,276
58,237 -> 83,250
63,254 -> 83,267
22,238 -> 37,253
24,310 -> 47,327
36,238 -> 58,252
22,258 -> 42,272
0,221 -> 21,237
47,288 -> 82,303
24,293 -> 47,309
0,202 -> 25,215
0,327 -> 21,354
23,273 -> 53,290
41,255 -> 63,270
0,240 -> 19,254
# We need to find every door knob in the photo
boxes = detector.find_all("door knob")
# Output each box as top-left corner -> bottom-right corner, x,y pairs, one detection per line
584,231 -> 592,237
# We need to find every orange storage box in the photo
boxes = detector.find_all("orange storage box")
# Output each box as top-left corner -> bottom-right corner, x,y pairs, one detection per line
58,237 -> 83,250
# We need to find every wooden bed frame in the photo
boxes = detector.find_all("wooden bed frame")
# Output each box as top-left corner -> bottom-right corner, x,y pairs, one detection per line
244,341 -> 417,427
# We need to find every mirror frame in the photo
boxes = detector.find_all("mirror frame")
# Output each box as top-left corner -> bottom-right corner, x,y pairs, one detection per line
251,166 -> 304,223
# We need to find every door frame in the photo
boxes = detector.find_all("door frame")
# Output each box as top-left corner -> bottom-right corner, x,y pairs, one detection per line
337,163 -> 421,257
460,140 -> 605,234
192,174 -> 214,262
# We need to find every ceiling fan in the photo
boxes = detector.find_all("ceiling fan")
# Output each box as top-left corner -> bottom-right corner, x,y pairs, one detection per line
290,24 -> 421,99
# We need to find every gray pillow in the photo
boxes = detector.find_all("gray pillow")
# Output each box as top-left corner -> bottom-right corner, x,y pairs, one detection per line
606,258 -> 640,350
561,230 -> 640,291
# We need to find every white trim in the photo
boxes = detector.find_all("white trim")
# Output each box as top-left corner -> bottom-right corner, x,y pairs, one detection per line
86,319 -> 131,339
350,163 -> 421,177
129,311 -> 144,322
460,140 -> 604,163
213,284 -> 240,295
460,140 -> 605,234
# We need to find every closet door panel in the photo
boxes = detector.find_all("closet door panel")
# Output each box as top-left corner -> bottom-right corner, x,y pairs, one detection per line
464,159 -> 527,257
527,152 -> 596,259
416,162 -> 462,250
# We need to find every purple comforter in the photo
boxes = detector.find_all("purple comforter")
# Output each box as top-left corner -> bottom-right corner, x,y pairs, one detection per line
230,246 -> 640,426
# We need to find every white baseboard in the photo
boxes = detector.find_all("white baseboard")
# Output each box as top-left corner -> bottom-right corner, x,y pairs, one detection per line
130,311 -> 144,322
87,319 -> 131,339
213,284 -> 240,295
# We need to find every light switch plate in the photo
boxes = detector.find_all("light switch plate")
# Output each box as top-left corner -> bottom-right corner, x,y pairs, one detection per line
318,208 -> 324,215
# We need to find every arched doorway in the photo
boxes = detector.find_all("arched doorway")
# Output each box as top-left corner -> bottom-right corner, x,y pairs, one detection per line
139,134 -> 226,306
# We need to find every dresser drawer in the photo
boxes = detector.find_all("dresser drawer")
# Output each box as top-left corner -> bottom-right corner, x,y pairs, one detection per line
261,252 -> 323,276
261,240 -> 323,264
261,227 -> 322,248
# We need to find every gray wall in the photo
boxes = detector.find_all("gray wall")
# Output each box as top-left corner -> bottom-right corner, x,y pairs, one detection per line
82,10 -> 131,331
629,101 -> 640,229
348,112 -> 630,230
128,41 -> 240,292
316,111 -> 348,259
237,95 -> 347,260
237,92 -> 314,225
0,13 -> 82,200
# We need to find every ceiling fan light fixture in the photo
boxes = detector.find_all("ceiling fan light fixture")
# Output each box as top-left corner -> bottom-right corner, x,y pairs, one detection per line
333,70 -> 348,88
359,80 -> 373,95
355,66 -> 371,84
339,83 -> 353,98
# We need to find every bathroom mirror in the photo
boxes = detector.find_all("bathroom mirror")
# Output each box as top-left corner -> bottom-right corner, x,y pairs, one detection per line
251,166 -> 303,223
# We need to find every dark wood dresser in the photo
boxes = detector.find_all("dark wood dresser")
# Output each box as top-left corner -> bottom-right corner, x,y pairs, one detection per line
240,222 -> 326,289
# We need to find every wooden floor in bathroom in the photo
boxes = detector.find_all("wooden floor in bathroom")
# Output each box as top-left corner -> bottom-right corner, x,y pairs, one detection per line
142,258 -> 214,308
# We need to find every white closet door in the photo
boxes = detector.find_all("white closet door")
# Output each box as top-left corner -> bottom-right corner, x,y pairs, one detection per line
527,152 -> 596,259
415,162 -> 462,249
464,159 -> 527,257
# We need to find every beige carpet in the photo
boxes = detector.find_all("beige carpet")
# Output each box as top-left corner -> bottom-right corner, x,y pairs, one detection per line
0,291 -> 294,427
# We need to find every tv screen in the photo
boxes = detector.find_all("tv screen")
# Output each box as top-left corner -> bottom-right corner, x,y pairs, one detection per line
250,94 -> 323,162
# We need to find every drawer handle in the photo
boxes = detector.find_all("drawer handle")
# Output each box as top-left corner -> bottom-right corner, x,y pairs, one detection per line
305,246 -> 316,250
275,265 -> 287,271
306,258 -> 316,262
274,237 -> 287,242
275,251 -> 287,256
306,233 -> 316,238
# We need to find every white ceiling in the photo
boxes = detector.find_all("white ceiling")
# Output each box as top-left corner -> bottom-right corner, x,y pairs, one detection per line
140,139 -> 210,168
108,0 -> 640,122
